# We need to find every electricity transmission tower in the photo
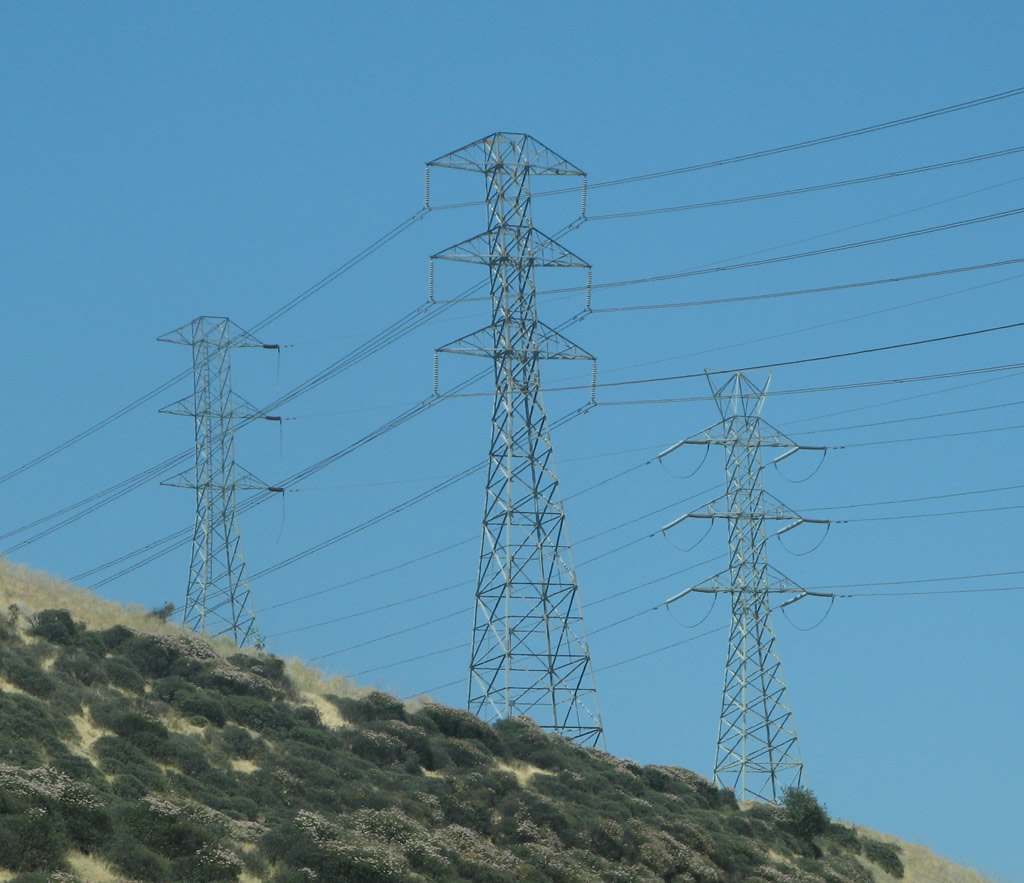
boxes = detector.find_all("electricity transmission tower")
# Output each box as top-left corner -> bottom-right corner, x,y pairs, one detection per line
427,133 -> 603,746
159,316 -> 276,649
661,372 -> 828,803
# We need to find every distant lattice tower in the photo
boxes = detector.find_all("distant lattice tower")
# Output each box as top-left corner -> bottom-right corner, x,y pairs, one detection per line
428,133 -> 603,746
661,371 -> 827,802
159,316 -> 275,649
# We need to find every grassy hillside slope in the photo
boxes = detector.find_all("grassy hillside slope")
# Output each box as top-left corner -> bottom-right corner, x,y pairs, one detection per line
0,560 -> 990,882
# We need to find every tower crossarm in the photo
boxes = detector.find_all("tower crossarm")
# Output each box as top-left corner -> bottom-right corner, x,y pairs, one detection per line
660,370 -> 827,803
428,133 -> 603,747
158,316 -> 272,650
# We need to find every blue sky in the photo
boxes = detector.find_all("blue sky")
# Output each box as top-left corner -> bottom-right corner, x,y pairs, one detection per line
3,2 -> 1023,879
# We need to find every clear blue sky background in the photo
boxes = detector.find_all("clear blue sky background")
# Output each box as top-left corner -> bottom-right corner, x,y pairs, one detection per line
3,2 -> 1023,879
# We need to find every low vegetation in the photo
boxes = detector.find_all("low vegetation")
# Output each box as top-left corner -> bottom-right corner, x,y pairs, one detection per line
0,562 -> 986,881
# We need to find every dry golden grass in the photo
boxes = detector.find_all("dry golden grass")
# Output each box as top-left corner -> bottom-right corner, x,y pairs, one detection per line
3,559 -> 997,883
0,675 -> 27,695
495,760 -> 553,786
850,825 -> 995,883
66,850 -> 123,882
0,559 -> 184,636
68,711 -> 108,760
283,656 -> 365,700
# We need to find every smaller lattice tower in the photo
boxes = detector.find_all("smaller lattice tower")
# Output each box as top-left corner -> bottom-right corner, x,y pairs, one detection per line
660,371 -> 827,803
427,133 -> 603,746
159,316 -> 275,649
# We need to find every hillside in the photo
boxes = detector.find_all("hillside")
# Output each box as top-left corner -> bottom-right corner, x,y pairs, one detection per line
0,560 -> 989,883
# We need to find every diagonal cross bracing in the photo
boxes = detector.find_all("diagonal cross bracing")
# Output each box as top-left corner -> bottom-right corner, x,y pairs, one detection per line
159,316 -> 269,649
661,372 -> 828,803
429,133 -> 603,746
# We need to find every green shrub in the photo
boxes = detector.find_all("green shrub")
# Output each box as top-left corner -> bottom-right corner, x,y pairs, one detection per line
94,735 -> 166,791
174,690 -> 227,726
56,794 -> 113,852
170,844 -> 244,882
223,694 -> 294,732
863,838 -> 904,878
54,645 -> 107,686
220,724 -> 258,758
104,656 -> 147,692
97,624 -> 136,652
349,730 -> 409,767
0,647 -> 56,698
0,691 -> 74,753
113,773 -> 149,799
108,712 -> 172,758
165,733 -> 211,776
332,690 -> 408,724
228,652 -> 291,690
419,704 -> 500,748
117,801 -> 220,859
120,634 -> 180,678
0,809 -> 69,872
51,750 -> 106,789
104,834 -> 172,882
0,608 -> 17,642
782,786 -> 830,839
26,608 -> 80,645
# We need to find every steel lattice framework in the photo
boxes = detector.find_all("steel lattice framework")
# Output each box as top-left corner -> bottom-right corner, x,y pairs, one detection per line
661,372 -> 827,802
159,316 -> 270,649
428,133 -> 603,746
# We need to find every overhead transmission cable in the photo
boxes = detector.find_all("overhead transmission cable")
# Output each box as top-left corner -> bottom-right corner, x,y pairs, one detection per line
544,206 -> 1024,301
424,87 -> 1024,210
265,472 -> 1024,649
584,145 -> 1024,221
9,268 -> 489,555
0,210 -> 428,488
8,84 -> 1024,483
11,209 -> 594,558
574,86 -> 1024,192
395,566 -> 1024,692
21,259 -> 1018,554
596,364 -> 1024,406
588,257 -> 1024,314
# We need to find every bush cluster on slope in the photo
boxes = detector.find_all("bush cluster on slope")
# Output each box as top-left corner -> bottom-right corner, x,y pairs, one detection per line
0,605 -> 903,882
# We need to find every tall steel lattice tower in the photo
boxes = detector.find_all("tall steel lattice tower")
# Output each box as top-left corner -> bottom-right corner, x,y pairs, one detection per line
661,372 -> 827,802
428,133 -> 603,746
159,316 -> 275,649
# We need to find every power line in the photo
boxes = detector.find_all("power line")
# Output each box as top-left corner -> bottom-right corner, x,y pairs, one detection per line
40,173 -> 999,556
0,373 -> 188,487
833,423 -> 1024,449
836,503 -> 1024,523
310,607 -> 470,662
28,305 -> 1019,553
585,146 -> 1024,221
366,570 -> 1024,687
20,289 -> 492,566
807,482 -> 1024,513
579,86 -> 1024,192
0,211 -> 428,487
588,257 -> 1024,313
597,362 -> 1024,406
793,399 -> 1024,437
248,210 -> 428,334
575,206 -> 1024,296
427,85 -> 1024,208
0,451 -> 189,552
541,321 -> 1024,396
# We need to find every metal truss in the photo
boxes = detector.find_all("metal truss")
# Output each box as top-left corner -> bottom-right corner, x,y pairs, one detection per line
429,133 -> 603,746
662,372 -> 828,802
159,316 -> 272,649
